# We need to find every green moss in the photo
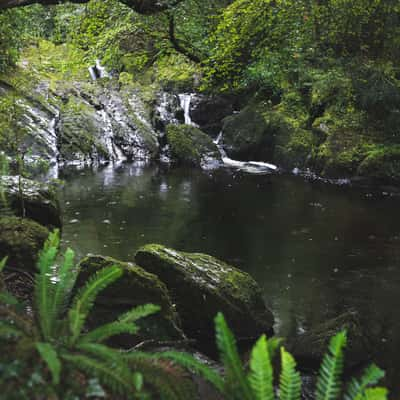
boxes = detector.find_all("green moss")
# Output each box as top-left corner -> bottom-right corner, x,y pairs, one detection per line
0,216 -> 49,273
78,255 -> 184,344
135,244 -> 274,341
166,124 -> 220,167
358,145 -> 400,182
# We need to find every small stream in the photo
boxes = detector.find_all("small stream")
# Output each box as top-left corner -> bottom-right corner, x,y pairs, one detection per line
59,162 -> 400,390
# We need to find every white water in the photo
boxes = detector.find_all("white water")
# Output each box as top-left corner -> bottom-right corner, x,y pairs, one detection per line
178,93 -> 198,126
214,132 -> 278,173
88,59 -> 109,80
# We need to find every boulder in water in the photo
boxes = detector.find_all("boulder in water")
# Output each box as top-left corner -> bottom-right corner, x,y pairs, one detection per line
78,255 -> 185,346
0,216 -> 49,273
0,176 -> 61,229
135,244 -> 274,343
166,125 -> 222,169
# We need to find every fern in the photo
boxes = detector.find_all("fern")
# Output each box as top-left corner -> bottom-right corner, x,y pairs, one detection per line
51,248 -> 77,326
68,265 -> 123,343
62,353 -> 135,397
118,303 -> 161,323
279,347 -> 301,400
363,388 -> 388,400
215,312 -> 253,400
316,331 -> 347,400
0,256 -> 7,273
155,351 -> 225,393
36,342 -> 61,385
79,321 -> 139,344
345,364 -> 385,400
34,230 -> 60,340
248,334 -> 276,400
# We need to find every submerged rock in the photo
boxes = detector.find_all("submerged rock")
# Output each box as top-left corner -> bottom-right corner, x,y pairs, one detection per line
166,125 -> 222,169
0,216 -> 49,273
78,255 -> 185,346
287,311 -> 374,371
135,244 -> 274,343
0,176 -> 61,229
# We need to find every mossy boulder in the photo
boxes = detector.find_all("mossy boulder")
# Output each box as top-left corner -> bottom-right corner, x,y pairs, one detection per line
0,216 -> 49,273
78,255 -> 185,346
222,106 -> 275,161
0,176 -> 61,229
135,244 -> 274,342
287,311 -> 374,372
166,124 -> 222,169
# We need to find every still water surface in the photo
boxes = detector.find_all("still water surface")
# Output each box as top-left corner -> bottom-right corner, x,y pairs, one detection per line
60,163 -> 400,389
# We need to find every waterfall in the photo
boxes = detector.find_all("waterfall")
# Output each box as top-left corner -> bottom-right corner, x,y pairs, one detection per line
88,59 -> 109,81
214,131 -> 278,174
178,93 -> 197,126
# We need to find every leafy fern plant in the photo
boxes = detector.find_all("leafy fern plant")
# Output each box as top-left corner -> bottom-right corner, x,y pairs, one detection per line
159,313 -> 389,400
0,231 -> 189,399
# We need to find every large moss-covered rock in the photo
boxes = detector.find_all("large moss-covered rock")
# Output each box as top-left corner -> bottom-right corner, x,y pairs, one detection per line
166,124 -> 222,169
222,106 -> 275,161
0,176 -> 61,229
0,216 -> 49,273
78,255 -> 184,346
135,244 -> 274,342
287,311 -> 374,371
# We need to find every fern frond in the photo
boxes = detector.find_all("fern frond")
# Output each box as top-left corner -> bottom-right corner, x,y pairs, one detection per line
36,342 -> 61,385
52,248 -> 77,324
63,353 -> 135,397
215,312 -> 253,400
280,347 -> 301,400
34,230 -> 60,340
316,330 -> 347,400
155,351 -> 225,393
79,321 -> 139,344
68,265 -> 123,344
247,334 -> 275,400
118,304 -> 161,323
363,388 -> 388,400
0,256 -> 7,273
345,364 -> 385,400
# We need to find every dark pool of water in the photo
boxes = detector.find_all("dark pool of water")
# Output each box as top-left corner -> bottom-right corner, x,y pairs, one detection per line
59,162 -> 400,391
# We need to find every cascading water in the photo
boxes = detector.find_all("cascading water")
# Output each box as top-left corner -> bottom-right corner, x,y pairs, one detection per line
88,59 -> 109,81
214,131 -> 278,173
178,93 -> 198,126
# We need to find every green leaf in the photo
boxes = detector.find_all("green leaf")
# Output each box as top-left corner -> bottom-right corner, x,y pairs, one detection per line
36,342 -> 61,385
363,388 -> 388,400
79,321 -> 139,344
118,303 -> 161,323
316,330 -> 347,400
345,364 -> 385,400
68,265 -> 123,343
248,335 -> 275,400
280,347 -> 301,400
215,312 -> 253,400
133,372 -> 144,391
0,256 -> 8,273
155,351 -> 225,393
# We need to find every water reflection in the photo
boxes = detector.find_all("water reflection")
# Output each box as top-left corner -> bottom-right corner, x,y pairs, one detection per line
59,163 -> 400,391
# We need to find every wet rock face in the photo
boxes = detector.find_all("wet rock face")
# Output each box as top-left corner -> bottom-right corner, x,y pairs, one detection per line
166,125 -> 222,169
0,176 -> 61,229
135,244 -> 274,343
190,94 -> 236,137
78,255 -> 185,346
0,216 -> 49,273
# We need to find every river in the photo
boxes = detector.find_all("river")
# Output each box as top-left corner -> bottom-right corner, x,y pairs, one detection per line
59,162 -> 400,391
